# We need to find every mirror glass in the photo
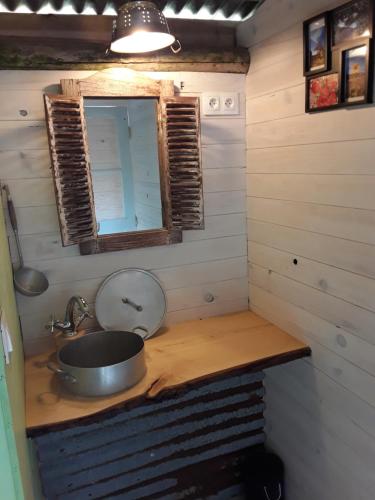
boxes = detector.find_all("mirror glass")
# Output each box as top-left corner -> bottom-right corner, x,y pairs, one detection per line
84,98 -> 163,235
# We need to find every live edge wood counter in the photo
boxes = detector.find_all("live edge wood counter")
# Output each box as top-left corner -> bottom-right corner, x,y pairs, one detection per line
25,311 -> 310,432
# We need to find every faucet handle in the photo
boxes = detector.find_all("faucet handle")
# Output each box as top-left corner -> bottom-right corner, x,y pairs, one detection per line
45,314 -> 55,334
75,309 -> 94,330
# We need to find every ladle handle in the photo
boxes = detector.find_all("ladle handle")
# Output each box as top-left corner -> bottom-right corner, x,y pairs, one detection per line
6,192 -> 18,232
3,184 -> 23,267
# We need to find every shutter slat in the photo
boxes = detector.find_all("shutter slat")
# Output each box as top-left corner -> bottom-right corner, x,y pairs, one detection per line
161,96 -> 204,230
44,94 -> 97,246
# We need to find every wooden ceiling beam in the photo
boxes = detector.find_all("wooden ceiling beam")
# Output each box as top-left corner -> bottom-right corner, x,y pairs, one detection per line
0,36 -> 249,72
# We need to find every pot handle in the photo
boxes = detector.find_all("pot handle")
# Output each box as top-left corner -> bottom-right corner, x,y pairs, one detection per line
47,362 -> 77,384
132,325 -> 149,339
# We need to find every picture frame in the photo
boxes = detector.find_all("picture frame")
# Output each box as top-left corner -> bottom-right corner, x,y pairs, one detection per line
306,71 -> 340,112
332,0 -> 374,47
339,38 -> 373,105
303,12 -> 331,76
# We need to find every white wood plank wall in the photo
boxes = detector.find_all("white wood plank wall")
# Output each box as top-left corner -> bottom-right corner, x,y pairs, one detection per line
0,70 -> 247,355
241,1 -> 375,498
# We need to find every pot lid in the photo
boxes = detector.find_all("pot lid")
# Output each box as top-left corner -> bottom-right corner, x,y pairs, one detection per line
95,268 -> 166,340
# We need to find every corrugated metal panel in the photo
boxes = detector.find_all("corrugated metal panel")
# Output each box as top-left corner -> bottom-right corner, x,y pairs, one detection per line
0,0 -> 265,21
33,371 -> 267,499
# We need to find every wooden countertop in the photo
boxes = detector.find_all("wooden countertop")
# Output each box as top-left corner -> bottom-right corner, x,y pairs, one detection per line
25,311 -> 310,431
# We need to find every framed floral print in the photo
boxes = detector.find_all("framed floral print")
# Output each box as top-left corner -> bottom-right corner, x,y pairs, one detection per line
306,72 -> 340,112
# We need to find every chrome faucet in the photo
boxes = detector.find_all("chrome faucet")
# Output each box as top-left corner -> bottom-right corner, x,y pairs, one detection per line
47,296 -> 93,337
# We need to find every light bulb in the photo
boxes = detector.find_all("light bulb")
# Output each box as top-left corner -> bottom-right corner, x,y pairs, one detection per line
110,30 -> 175,53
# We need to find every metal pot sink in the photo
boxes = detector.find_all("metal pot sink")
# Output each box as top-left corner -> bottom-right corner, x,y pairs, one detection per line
48,331 -> 146,397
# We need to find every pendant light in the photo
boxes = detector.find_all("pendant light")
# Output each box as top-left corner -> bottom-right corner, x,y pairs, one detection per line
111,1 -> 181,54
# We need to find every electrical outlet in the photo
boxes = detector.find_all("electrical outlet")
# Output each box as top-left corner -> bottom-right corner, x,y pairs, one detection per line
202,92 -> 240,115
220,93 -> 240,115
202,94 -> 221,115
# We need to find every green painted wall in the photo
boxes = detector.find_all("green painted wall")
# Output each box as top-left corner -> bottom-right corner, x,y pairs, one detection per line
0,200 -> 42,499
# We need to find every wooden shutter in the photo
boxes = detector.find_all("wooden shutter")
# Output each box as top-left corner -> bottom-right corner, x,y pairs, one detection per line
160,96 -> 204,230
44,95 -> 97,246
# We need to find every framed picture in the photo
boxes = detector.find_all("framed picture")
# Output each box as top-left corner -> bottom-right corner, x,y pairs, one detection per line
306,72 -> 340,112
332,0 -> 374,46
303,13 -> 330,75
340,39 -> 373,104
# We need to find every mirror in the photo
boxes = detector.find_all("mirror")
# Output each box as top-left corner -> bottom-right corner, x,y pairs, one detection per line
84,98 -> 163,235
44,70 -> 204,253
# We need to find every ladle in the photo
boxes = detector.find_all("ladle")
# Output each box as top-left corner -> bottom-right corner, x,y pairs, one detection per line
2,184 -> 49,297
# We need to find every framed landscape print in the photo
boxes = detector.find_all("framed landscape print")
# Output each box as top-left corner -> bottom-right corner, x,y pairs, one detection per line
332,0 -> 373,46
304,13 -> 330,75
340,39 -> 373,103
306,72 -> 340,112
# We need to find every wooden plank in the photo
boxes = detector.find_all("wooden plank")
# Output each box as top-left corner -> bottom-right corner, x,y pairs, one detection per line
249,241 -> 375,313
61,69 -> 173,98
79,229 -> 182,255
246,139 -> 375,174
184,213 -> 246,241
206,191 -> 246,215
245,53 -> 304,98
247,173 -> 375,210
246,83 -> 304,124
0,150 -> 51,179
0,121 -> 47,149
25,310 -> 310,430
247,105 -> 375,149
0,70 -> 244,93
165,297 -> 249,326
247,197 -> 375,245
19,232 -> 80,262
17,257 -> 248,317
16,206 -> 59,236
0,89 -> 46,121
166,277 -> 248,311
24,235 -> 247,285
245,23 -> 302,73
201,117 -> 246,145
204,168 -> 246,192
202,143 -> 246,169
5,178 -> 54,208
248,219 -> 375,280
17,214 -> 246,262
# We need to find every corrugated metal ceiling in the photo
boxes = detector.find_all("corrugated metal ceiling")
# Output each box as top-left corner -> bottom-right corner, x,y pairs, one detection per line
0,0 -> 264,21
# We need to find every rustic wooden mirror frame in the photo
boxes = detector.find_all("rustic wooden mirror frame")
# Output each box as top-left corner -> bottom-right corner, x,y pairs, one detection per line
44,69 -> 204,256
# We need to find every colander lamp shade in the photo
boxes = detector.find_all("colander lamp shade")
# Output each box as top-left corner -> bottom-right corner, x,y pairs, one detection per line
111,1 -> 176,53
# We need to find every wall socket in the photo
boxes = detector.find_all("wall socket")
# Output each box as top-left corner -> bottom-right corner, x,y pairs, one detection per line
202,92 -> 240,116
